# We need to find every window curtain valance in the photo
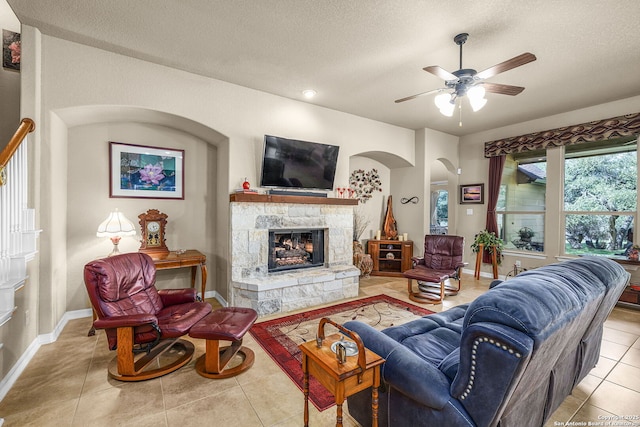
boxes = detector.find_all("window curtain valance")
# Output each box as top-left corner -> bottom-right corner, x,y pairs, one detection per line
484,112 -> 640,158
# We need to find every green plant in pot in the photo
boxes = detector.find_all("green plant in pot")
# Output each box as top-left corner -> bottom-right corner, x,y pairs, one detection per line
471,230 -> 504,264
518,226 -> 534,242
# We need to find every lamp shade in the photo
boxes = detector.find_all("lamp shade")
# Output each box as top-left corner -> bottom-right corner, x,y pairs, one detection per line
96,209 -> 136,238
467,86 -> 487,112
434,93 -> 455,117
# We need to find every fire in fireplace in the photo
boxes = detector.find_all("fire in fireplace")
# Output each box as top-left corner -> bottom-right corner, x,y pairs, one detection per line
268,229 -> 325,272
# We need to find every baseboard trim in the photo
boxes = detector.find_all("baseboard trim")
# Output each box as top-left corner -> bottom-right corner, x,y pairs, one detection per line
462,267 -> 497,279
0,297 -> 227,402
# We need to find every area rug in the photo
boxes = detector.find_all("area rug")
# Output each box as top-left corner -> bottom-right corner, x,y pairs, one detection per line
249,294 -> 434,411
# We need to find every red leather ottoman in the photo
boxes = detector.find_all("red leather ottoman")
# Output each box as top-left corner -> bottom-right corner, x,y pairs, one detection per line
189,307 -> 258,379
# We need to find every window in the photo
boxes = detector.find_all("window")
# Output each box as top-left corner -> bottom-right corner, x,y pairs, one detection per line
496,154 -> 546,252
430,190 -> 448,234
563,138 -> 637,256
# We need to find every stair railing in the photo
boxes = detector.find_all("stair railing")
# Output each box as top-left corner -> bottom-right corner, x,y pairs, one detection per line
0,118 -> 37,325
0,118 -> 35,186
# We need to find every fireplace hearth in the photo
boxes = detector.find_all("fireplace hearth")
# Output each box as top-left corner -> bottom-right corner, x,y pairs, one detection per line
269,229 -> 324,272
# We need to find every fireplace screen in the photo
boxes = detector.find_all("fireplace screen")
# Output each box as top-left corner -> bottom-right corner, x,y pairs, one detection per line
268,229 -> 325,272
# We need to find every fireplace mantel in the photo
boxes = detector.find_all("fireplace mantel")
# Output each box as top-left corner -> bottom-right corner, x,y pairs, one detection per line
230,193 -> 357,206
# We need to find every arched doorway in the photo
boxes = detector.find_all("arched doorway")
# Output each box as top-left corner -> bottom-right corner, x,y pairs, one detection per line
429,158 -> 457,235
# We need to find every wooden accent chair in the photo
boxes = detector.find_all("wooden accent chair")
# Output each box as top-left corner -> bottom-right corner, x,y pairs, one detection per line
403,235 -> 465,304
84,252 -> 212,381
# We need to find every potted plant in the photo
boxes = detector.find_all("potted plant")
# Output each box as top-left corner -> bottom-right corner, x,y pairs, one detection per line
518,227 -> 534,242
471,230 -> 504,265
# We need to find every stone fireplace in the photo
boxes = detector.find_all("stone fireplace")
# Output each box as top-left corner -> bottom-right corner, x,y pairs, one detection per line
230,194 -> 360,316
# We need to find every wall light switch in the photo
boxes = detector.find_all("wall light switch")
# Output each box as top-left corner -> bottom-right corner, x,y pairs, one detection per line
466,208 -> 473,216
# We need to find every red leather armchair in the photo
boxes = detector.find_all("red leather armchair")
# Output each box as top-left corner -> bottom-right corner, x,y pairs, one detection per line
84,252 -> 212,381
403,235 -> 465,304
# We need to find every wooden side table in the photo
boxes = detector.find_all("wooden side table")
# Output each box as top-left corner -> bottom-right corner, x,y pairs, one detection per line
150,250 -> 207,298
299,318 -> 385,427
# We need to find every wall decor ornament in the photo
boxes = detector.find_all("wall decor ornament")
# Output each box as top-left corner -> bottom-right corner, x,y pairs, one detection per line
349,168 -> 382,203
109,141 -> 184,199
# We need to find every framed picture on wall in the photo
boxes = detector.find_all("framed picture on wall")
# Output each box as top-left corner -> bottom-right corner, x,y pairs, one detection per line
459,183 -> 484,204
2,29 -> 20,71
109,141 -> 185,199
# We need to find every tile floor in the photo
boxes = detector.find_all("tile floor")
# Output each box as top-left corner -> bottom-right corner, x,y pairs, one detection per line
0,274 -> 638,426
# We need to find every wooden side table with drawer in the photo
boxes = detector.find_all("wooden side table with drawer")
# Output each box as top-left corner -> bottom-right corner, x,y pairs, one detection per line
299,318 -> 385,427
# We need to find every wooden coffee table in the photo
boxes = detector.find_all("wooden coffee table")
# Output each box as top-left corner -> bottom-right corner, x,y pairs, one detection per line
299,318 -> 384,427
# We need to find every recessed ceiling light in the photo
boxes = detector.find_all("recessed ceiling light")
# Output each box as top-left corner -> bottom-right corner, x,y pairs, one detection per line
302,89 -> 317,99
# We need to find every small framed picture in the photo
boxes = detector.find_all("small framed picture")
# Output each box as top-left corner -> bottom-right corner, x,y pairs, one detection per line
459,183 -> 484,204
2,29 -> 20,71
109,141 -> 184,199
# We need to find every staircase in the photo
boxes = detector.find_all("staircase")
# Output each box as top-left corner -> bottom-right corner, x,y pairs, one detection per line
0,118 -> 38,326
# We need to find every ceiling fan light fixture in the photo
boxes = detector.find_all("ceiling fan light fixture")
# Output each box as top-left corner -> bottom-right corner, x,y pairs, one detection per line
469,96 -> 487,112
435,92 -> 455,116
467,85 -> 487,112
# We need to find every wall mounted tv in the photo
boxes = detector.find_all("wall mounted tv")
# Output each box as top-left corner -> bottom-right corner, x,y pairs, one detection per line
260,135 -> 339,191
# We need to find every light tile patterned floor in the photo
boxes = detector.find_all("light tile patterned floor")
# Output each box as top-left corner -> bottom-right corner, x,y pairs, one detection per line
0,274 -> 638,426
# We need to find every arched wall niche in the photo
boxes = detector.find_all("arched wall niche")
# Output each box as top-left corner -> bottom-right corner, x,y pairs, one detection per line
348,150 -> 413,243
52,105 -> 231,309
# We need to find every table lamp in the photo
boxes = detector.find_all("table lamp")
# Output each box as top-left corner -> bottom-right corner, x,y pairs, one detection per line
96,209 -> 137,256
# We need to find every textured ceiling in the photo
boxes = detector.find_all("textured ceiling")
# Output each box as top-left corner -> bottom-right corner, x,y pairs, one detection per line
7,0 -> 640,136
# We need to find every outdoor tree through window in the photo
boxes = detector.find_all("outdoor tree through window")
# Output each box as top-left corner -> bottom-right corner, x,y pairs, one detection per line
563,138 -> 637,256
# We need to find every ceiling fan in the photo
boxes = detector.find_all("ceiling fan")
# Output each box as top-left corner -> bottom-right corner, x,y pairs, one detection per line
395,33 -> 536,117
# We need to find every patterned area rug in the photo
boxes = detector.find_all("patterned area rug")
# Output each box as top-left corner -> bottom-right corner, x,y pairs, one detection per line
249,294 -> 434,411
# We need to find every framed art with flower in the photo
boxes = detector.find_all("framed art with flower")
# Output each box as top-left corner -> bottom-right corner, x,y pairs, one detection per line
2,29 -> 20,71
109,141 -> 184,199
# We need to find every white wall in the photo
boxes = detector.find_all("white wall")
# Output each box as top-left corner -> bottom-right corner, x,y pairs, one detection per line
17,25 -> 416,347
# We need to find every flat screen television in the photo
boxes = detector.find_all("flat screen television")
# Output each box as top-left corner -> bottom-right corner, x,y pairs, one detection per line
259,135 -> 339,191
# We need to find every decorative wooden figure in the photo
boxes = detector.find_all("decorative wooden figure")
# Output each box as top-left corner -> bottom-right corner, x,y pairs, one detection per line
383,195 -> 398,240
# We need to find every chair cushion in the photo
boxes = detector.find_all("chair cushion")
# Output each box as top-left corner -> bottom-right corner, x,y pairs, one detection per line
404,266 -> 453,282
463,256 -> 619,345
157,301 -> 213,338
382,306 -> 467,373
95,253 -> 157,302
189,307 -> 258,341
423,235 -> 464,270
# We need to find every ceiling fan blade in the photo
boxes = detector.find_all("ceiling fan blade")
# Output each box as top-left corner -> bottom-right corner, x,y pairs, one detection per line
475,52 -> 537,80
395,88 -> 443,103
423,66 -> 457,81
482,82 -> 526,96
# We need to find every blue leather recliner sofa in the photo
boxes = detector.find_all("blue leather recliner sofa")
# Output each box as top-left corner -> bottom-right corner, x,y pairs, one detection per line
344,257 -> 629,427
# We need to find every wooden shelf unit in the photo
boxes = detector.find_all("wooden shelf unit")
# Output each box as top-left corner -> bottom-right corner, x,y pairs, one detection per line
368,239 -> 413,277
